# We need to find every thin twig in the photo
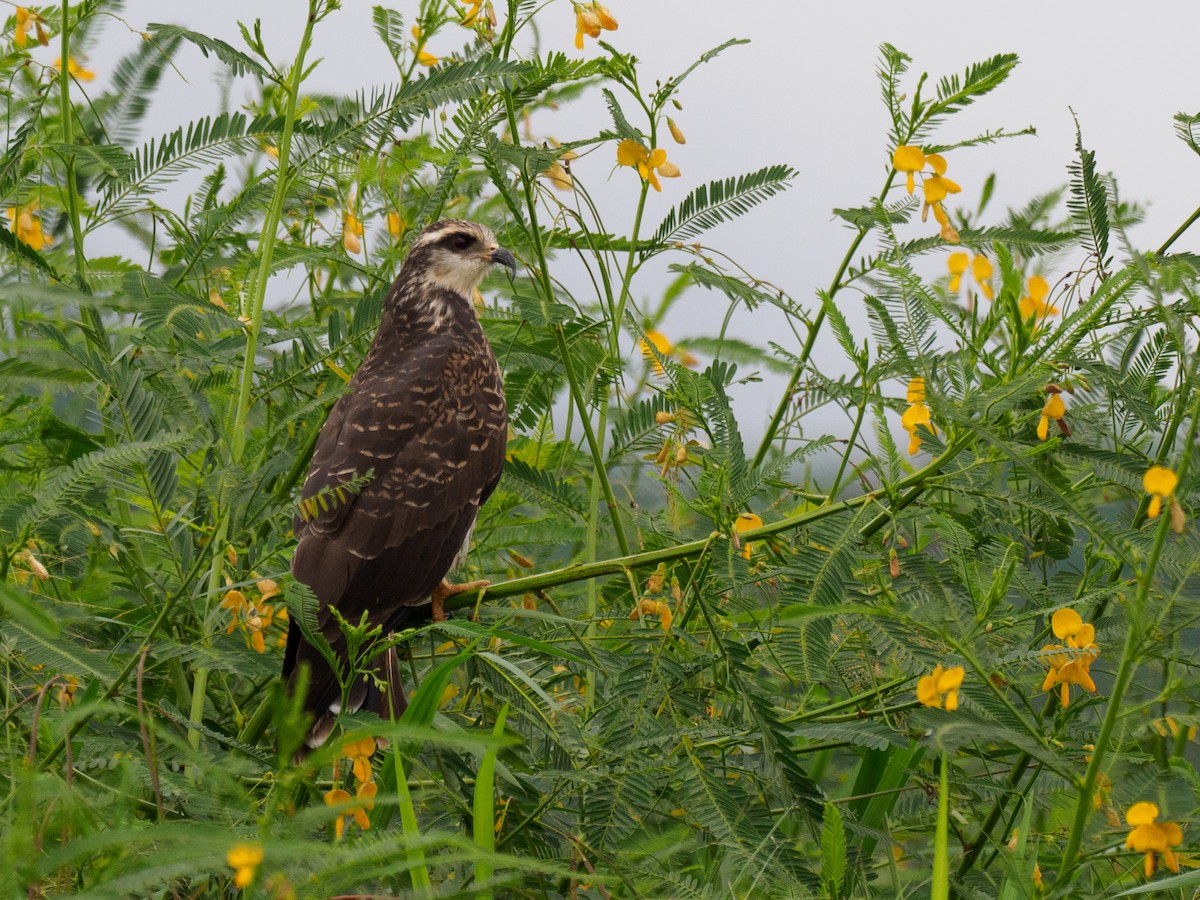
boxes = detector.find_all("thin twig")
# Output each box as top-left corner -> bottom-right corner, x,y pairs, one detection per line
136,646 -> 165,820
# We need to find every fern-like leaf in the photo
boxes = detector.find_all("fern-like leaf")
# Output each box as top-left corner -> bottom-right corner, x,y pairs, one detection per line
653,165 -> 796,245
1068,117 -> 1110,264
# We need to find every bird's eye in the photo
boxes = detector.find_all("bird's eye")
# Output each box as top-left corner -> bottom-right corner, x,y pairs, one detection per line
450,234 -> 473,252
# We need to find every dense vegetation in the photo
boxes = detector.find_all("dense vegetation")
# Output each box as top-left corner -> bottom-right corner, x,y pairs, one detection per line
3,1 -> 1200,897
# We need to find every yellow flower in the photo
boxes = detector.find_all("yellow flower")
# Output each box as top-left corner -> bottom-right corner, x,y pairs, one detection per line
639,329 -> 696,373
222,584 -> 286,651
15,7 -> 29,46
411,25 -> 438,66
947,253 -> 994,300
1143,465 -> 1178,520
972,255 -> 995,300
900,379 -> 935,456
892,146 -> 962,240
544,162 -> 573,191
6,203 -> 51,250
342,735 -> 376,785
342,207 -> 363,254
667,117 -> 686,144
325,785 -> 373,840
630,598 -> 672,631
734,512 -> 764,559
387,212 -> 404,240
616,139 -> 679,192
461,1 -> 483,25
573,2 -> 616,49
57,674 -> 80,708
54,56 -> 95,81
1037,391 -> 1068,441
17,8 -> 47,47
221,589 -> 249,633
593,3 -> 618,29
892,145 -> 926,195
1040,608 -> 1099,708
227,842 -> 263,890
1124,802 -> 1183,878
916,665 -> 964,710
921,174 -> 961,230
1018,275 -> 1058,322
906,376 -> 926,404
947,252 -> 968,292
245,606 -> 267,653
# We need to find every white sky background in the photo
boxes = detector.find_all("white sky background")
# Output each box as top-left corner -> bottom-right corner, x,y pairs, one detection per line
71,0 -> 1200,438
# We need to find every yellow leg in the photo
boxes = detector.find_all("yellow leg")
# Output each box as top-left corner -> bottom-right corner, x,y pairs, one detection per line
430,577 -> 490,622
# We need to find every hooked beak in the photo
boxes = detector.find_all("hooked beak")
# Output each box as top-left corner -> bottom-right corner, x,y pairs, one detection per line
490,247 -> 517,277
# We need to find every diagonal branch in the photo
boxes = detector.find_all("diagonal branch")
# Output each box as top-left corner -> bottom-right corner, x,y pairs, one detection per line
451,437 -> 969,611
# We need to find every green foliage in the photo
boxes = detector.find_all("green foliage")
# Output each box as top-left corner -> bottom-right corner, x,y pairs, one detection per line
3,3 -> 1200,899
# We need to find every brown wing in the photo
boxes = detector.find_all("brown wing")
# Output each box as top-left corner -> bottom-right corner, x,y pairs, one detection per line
286,332 -> 506,730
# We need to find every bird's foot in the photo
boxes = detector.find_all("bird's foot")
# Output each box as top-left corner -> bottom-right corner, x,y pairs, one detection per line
430,577 -> 491,622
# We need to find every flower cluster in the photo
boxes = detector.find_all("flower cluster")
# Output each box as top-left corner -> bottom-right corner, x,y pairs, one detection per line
947,252 -> 994,300
892,145 -> 961,242
916,665 -> 964,710
649,407 -> 697,478
573,2 -> 617,49
1040,608 -> 1098,707
1036,385 -> 1070,441
1124,802 -> 1183,878
220,578 -> 288,653
226,843 -> 263,890
617,140 -> 680,192
901,377 -> 936,456
14,7 -> 49,47
325,736 -> 379,840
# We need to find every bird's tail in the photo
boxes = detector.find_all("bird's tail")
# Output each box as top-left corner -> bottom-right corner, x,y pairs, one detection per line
283,627 -> 412,759
365,645 -> 408,721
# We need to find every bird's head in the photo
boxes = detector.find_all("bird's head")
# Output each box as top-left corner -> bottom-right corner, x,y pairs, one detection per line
406,220 -> 517,300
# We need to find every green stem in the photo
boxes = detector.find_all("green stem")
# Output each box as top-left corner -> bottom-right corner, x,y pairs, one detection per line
230,7 -> 316,462
1155,203 -> 1200,255
827,376 -> 873,499
782,675 -> 910,723
58,0 -> 88,293
189,1 -> 319,752
932,752 -> 950,900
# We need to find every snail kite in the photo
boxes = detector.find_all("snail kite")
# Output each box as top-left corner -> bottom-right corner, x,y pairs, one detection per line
285,219 -> 513,750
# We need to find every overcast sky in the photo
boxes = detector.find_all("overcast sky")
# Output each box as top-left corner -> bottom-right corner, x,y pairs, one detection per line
70,1 -> 1200,432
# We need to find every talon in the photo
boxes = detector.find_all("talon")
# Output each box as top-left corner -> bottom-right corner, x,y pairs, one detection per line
430,577 -> 490,622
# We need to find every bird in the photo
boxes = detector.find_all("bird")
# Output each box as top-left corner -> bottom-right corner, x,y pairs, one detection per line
284,219 -> 513,752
